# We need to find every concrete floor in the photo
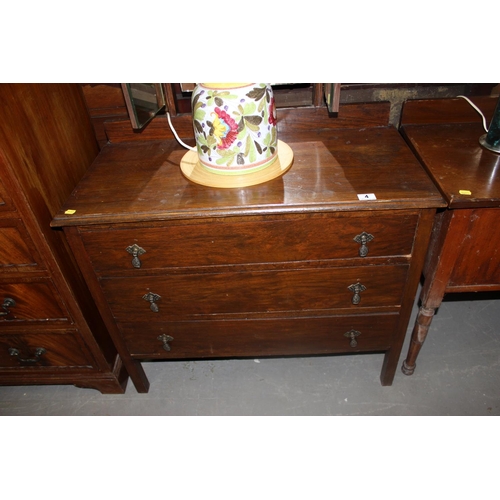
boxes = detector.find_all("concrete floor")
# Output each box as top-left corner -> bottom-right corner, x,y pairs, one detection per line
1,287 -> 499,416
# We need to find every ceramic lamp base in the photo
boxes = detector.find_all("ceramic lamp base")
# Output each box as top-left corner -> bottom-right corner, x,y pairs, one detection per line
180,140 -> 293,188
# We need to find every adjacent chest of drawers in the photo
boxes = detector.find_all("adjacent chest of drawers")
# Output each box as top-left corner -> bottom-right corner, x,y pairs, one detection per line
0,84 -> 127,393
53,107 -> 445,393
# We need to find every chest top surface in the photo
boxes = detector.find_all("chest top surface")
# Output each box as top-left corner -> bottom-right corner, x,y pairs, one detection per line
401,97 -> 500,209
52,123 -> 444,228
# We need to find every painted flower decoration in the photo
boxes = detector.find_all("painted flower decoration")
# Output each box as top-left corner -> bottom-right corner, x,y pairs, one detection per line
268,96 -> 277,126
211,107 -> 239,149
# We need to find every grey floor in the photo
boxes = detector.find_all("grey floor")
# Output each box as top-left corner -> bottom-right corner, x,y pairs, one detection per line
1,286 -> 499,416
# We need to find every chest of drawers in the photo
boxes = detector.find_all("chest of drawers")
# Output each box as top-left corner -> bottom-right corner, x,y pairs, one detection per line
52,106 -> 445,392
0,84 -> 127,393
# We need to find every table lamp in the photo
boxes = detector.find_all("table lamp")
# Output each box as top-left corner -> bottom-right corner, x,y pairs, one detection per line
168,83 -> 294,188
479,95 -> 500,154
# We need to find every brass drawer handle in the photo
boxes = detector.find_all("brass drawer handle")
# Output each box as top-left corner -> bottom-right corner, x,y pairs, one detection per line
126,244 -> 146,269
348,282 -> 366,305
143,292 -> 161,312
353,232 -> 374,257
1,297 -> 16,317
8,347 -> 47,363
344,330 -> 361,348
157,334 -> 174,351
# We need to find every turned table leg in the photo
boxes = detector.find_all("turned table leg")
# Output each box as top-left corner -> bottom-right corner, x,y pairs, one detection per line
402,306 -> 436,375
401,209 -> 464,376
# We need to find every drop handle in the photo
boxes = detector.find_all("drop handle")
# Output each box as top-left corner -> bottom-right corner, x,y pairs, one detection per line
8,347 -> 47,363
126,244 -> 146,269
157,334 -> 174,352
348,282 -> 366,305
143,292 -> 161,312
1,297 -> 16,316
344,330 -> 361,348
353,232 -> 374,257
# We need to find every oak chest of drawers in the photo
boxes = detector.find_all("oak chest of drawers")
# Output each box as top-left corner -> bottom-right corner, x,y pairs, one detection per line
52,106 -> 445,392
0,84 -> 127,393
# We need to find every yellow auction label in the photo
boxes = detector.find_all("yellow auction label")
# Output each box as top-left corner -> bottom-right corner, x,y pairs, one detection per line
459,190 -> 472,195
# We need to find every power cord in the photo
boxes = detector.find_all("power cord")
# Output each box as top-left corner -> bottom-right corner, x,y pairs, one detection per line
166,111 -> 197,152
457,95 -> 488,132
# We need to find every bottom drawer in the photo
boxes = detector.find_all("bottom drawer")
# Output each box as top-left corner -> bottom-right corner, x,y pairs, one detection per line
121,313 -> 400,359
0,332 -> 94,369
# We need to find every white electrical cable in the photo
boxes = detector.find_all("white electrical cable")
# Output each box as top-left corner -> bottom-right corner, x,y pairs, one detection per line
166,111 -> 197,152
457,95 -> 489,132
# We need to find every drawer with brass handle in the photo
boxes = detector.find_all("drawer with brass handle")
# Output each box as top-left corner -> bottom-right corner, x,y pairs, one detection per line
99,264 -> 409,322
0,332 -> 94,369
0,280 -> 69,322
120,313 -> 399,359
79,211 -> 419,275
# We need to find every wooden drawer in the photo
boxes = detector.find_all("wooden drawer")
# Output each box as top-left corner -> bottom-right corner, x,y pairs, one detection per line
0,280 -> 68,322
121,313 -> 399,358
81,212 -> 419,274
0,219 -> 42,272
100,265 -> 408,321
0,331 -> 93,368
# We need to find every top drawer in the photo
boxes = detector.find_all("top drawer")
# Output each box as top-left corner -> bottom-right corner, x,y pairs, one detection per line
81,212 -> 419,274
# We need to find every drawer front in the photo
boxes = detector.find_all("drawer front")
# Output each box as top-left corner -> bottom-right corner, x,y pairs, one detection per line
81,213 -> 418,274
100,265 -> 408,322
121,313 -> 399,358
0,280 -> 68,322
0,332 -> 93,368
0,219 -> 42,271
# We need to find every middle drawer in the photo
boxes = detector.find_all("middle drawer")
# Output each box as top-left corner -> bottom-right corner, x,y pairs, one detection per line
100,265 -> 408,321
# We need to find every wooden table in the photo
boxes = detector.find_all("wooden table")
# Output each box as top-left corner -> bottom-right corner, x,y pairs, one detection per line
399,96 -> 500,376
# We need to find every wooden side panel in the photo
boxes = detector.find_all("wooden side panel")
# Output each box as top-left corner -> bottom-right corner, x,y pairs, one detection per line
0,84 -> 99,217
449,208 -> 500,288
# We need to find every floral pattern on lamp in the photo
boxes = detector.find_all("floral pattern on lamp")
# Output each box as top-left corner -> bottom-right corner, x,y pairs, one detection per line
191,83 -> 278,174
